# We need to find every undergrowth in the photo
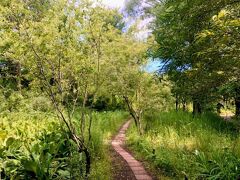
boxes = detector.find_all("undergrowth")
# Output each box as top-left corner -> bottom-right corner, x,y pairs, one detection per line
0,110 -> 128,179
126,111 -> 240,179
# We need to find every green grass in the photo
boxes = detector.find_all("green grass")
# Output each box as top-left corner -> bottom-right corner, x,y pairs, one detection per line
0,110 -> 128,179
126,111 -> 240,179
88,111 -> 128,179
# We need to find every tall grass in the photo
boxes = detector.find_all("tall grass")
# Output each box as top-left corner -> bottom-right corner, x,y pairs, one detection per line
127,111 -> 240,179
88,111 -> 128,179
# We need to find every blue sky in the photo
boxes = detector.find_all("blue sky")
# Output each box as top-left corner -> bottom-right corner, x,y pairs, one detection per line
144,61 -> 163,73
101,0 -> 160,73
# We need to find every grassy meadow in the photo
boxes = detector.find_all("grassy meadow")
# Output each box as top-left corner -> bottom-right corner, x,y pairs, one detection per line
127,111 -> 240,179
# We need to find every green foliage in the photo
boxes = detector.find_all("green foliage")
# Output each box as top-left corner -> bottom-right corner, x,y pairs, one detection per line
0,91 -> 53,113
0,112 -> 70,179
0,110 -> 128,179
0,0 -> 156,178
31,96 -> 53,112
127,111 -> 240,179
0,0 -> 150,178
148,0 -> 240,113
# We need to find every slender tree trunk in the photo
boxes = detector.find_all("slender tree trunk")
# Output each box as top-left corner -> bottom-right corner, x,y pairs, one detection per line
16,62 -> 21,92
131,112 -> 142,135
235,97 -> 240,117
175,95 -> 179,111
235,87 -> 240,117
182,98 -> 187,111
123,96 -> 143,135
136,112 -> 143,135
83,148 -> 91,180
138,119 -> 143,135
193,99 -> 202,115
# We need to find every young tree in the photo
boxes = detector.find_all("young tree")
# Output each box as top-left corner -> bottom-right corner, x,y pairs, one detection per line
0,0 -> 129,177
102,32 -> 173,134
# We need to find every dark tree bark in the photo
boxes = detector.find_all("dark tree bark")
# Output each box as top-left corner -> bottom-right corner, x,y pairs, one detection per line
15,62 -> 21,91
182,98 -> 187,111
123,96 -> 143,135
83,149 -> 91,180
193,99 -> 202,115
175,95 -> 179,111
235,87 -> 240,117
235,97 -> 240,117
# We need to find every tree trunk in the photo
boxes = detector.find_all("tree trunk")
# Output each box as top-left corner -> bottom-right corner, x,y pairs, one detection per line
193,99 -> 202,115
16,62 -> 21,92
130,112 -> 142,135
123,96 -> 143,135
84,149 -> 91,180
175,95 -> 179,111
182,99 -> 187,111
235,97 -> 240,117
235,87 -> 240,117
136,113 -> 143,135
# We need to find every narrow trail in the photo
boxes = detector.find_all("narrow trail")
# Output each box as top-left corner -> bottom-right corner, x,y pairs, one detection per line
111,120 -> 153,180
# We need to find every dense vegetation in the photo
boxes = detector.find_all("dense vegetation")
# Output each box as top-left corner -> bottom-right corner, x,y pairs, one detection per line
0,0 -> 170,179
127,111 -> 240,179
127,0 -> 240,115
125,0 -> 240,179
0,94 -> 128,179
0,0 -> 240,179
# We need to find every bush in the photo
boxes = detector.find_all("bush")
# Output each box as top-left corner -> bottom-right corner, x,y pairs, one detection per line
31,96 -> 53,112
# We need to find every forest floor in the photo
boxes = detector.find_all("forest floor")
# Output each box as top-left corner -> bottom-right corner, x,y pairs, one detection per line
111,120 -> 153,180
